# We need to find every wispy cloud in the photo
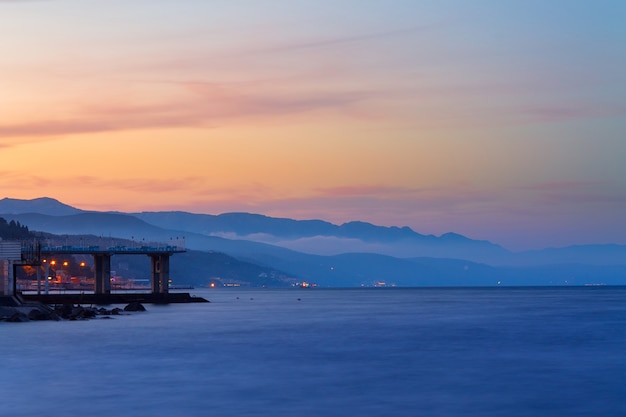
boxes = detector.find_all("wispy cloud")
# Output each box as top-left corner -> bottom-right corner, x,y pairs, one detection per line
0,137 -> 63,149
517,104 -> 626,124
516,180 -> 626,205
72,176 -> 208,194
313,185 -> 420,198
517,181 -> 607,191
0,171 -> 207,196
0,82 -> 370,138
0,171 -> 54,191
255,26 -> 428,54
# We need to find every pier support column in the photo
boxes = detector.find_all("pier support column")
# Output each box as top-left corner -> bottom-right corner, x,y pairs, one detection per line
93,254 -> 111,294
150,254 -> 170,294
0,261 -> 8,296
0,241 -> 21,296
11,262 -> 17,296
36,264 -> 41,295
0,261 -> 16,296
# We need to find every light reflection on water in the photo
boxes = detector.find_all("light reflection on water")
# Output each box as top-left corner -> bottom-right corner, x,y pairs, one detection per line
2,287 -> 626,417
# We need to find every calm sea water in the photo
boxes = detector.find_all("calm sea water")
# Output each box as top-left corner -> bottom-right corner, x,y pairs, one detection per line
2,287 -> 626,417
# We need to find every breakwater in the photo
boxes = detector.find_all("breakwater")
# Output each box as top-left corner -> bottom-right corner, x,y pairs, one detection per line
21,292 -> 208,305
0,292 -> 208,322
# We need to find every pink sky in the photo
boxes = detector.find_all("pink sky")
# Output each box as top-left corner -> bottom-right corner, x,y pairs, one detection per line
1,0 -> 625,250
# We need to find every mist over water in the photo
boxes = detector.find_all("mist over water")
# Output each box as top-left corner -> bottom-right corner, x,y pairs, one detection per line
2,287 -> 626,417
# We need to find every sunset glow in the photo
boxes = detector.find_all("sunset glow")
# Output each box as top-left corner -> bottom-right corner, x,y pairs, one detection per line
1,0 -> 625,250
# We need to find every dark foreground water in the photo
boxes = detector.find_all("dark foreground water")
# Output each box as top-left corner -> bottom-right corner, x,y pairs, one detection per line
2,287 -> 626,417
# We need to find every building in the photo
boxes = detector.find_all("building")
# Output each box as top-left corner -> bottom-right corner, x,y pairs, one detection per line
0,240 -> 21,296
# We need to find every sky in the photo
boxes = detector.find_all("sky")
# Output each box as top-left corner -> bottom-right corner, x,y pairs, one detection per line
1,0 -> 625,251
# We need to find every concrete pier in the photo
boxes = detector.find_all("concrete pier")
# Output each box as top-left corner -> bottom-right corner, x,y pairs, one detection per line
2,242 -> 208,307
94,254 -> 112,295
35,245 -> 185,297
150,254 -> 170,294
11,243 -> 189,303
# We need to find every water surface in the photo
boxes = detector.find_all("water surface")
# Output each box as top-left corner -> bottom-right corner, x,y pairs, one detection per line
2,287 -> 625,416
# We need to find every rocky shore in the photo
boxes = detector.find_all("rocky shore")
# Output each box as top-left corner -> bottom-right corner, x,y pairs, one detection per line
0,298 -> 146,322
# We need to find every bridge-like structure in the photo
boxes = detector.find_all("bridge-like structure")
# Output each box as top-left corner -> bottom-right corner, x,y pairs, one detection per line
37,245 -> 186,295
3,241 -> 207,305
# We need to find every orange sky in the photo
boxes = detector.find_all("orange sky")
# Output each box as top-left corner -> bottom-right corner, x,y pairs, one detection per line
1,1 -> 626,250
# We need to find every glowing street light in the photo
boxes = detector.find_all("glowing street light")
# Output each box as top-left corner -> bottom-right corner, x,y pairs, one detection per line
44,260 -> 56,294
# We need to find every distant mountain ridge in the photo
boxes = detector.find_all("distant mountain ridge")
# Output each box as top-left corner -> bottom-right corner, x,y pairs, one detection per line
134,211 -> 431,241
131,211 -> 509,261
2,196 -> 625,287
0,197 -> 82,216
0,197 -> 509,261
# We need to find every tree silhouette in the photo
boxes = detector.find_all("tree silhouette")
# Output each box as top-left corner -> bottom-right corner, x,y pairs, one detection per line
0,217 -> 33,240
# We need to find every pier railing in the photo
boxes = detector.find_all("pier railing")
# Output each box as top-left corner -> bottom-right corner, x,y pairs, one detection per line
39,245 -> 186,255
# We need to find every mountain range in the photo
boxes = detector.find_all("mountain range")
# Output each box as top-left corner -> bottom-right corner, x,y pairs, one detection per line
1,197 -> 625,287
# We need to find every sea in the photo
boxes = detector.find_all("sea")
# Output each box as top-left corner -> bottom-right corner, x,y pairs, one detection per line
2,286 -> 626,417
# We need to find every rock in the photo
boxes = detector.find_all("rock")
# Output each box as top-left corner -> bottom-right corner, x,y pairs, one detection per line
124,302 -> 146,312
71,306 -> 85,317
55,303 -> 74,319
0,306 -> 16,320
59,305 -> 97,320
27,309 -> 48,321
1,301 -> 146,321
6,311 -> 29,322
81,307 -> 97,319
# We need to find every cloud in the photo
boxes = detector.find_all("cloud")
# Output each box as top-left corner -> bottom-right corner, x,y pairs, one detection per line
255,26 -> 428,54
145,24 -> 431,76
0,82 -> 370,138
209,232 -> 390,256
517,181 -> 606,191
517,181 -> 626,205
518,104 -> 626,124
312,183 -> 501,212
313,185 -> 420,198
0,137 -> 63,149
72,176 -> 208,194
4,19 -> 623,140
0,172 -> 207,197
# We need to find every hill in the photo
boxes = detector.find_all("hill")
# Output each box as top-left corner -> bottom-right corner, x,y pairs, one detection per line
2,197 -> 626,287
0,197 -> 82,216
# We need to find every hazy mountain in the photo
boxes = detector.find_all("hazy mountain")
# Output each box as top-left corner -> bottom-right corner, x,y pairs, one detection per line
2,197 -> 626,287
512,244 -> 626,266
132,211 -> 511,263
2,198 -> 511,262
117,249 -> 294,288
132,211 -> 337,238
2,211 -> 178,241
0,197 -> 82,216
